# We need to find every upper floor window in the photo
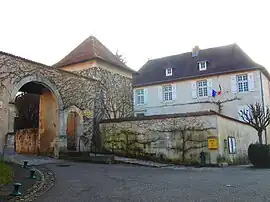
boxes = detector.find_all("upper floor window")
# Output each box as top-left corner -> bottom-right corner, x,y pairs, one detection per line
135,89 -> 145,105
237,74 -> 248,92
165,68 -> 172,76
163,85 -> 173,101
197,80 -> 208,97
198,61 -> 207,71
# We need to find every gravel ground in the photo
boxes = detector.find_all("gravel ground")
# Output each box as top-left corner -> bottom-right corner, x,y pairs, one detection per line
35,163 -> 270,202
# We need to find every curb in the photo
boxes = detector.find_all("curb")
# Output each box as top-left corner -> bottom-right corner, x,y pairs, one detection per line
22,167 -> 55,202
2,157 -> 55,201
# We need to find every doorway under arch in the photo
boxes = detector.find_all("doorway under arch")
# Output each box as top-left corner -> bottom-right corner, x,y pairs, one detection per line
8,75 -> 64,156
66,112 -> 80,151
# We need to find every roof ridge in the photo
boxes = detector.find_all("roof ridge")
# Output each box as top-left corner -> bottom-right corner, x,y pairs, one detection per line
0,50 -> 98,82
91,36 -> 99,58
147,44 -> 236,63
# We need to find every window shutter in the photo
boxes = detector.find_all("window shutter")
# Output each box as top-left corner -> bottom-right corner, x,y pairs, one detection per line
207,79 -> 213,96
191,81 -> 197,98
198,63 -> 201,70
248,72 -> 255,91
172,84 -> 177,100
133,90 -> 136,105
144,88 -> 148,104
158,86 -> 163,101
231,75 -> 237,93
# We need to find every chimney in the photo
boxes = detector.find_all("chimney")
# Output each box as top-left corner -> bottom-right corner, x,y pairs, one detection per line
192,46 -> 200,57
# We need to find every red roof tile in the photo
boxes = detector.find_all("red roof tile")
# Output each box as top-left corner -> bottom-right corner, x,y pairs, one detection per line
53,36 -> 135,73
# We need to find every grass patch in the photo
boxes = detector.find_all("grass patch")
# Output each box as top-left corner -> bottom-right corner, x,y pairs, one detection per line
0,160 -> 13,185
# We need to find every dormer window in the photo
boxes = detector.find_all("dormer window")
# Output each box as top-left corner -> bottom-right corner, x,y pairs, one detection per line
166,68 -> 172,76
198,61 -> 208,71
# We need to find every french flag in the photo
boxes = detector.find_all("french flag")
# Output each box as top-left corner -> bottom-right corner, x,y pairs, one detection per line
212,84 -> 222,97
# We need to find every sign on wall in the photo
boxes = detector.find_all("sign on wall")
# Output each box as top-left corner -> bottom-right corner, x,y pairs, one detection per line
83,110 -> 92,118
207,136 -> 218,150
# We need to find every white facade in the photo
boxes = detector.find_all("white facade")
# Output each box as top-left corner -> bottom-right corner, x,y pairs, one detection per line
134,70 -> 270,121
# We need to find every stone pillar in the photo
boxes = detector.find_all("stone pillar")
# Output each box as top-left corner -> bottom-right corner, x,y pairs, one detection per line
58,110 -> 67,153
4,104 -> 18,155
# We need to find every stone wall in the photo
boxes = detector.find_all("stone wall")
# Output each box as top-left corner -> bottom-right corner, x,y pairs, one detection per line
217,115 -> 257,162
0,51 -> 97,155
100,112 -> 218,163
75,65 -> 133,120
100,111 -> 257,164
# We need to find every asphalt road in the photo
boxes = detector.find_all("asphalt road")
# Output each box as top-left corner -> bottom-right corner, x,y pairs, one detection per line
36,163 -> 270,202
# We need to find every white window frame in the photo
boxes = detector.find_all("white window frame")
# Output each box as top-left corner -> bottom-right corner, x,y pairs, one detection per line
163,85 -> 173,101
135,89 -> 145,105
165,68 -> 172,76
228,136 -> 236,154
237,74 -> 249,93
197,80 -> 208,97
198,61 -> 207,71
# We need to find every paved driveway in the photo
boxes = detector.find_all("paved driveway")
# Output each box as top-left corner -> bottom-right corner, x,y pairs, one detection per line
36,163 -> 270,202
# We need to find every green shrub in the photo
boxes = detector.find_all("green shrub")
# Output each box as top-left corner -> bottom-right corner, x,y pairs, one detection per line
232,153 -> 249,165
248,143 -> 270,167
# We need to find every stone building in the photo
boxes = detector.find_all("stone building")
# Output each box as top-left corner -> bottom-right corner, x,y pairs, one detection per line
54,35 -> 136,120
133,44 -> 270,143
0,35 -> 136,156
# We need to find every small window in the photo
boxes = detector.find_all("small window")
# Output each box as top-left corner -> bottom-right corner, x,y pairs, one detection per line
198,61 -> 207,71
165,68 -> 172,76
228,136 -> 236,154
136,113 -> 145,117
135,89 -> 144,105
163,85 -> 173,101
237,74 -> 249,92
197,80 -> 208,97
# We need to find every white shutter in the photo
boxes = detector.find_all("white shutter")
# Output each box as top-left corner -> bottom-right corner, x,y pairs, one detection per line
172,84 -> 177,100
248,72 -> 255,91
231,75 -> 237,93
207,79 -> 213,96
133,90 -> 136,105
158,86 -> 163,101
144,88 -> 148,104
191,81 -> 197,98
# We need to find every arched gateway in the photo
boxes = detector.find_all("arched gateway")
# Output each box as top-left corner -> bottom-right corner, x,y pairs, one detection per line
0,51 -> 96,157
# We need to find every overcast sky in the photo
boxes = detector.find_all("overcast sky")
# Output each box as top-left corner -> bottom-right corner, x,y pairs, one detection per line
0,0 -> 269,71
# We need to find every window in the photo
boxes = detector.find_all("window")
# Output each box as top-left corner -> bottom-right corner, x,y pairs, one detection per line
163,85 -> 173,101
197,80 -> 208,97
237,74 -> 248,92
165,68 -> 172,76
135,89 -> 144,105
228,136 -> 236,154
198,61 -> 207,71
136,113 -> 145,117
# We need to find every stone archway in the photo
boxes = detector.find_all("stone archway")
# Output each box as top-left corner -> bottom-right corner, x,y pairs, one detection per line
6,75 -> 65,157
64,106 -> 84,151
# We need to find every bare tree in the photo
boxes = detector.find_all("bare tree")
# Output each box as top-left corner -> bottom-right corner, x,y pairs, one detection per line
239,102 -> 270,144
103,128 -> 160,156
184,96 -> 241,114
153,118 -> 214,162
115,50 -> 127,64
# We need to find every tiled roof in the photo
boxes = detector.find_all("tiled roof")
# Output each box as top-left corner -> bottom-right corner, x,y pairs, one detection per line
53,36 -> 135,73
133,44 -> 268,87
